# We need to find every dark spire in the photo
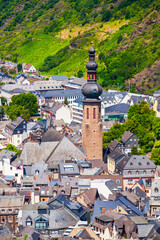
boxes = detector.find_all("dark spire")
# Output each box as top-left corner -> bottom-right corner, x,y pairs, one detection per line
82,46 -> 102,100
89,45 -> 95,54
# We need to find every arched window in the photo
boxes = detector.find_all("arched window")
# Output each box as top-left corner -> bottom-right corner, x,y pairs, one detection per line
87,108 -> 89,119
136,170 -> 139,174
130,162 -> 133,166
128,171 -> 131,175
138,162 -> 142,166
154,188 -> 159,193
143,170 -> 146,174
35,170 -> 39,175
93,108 -> 96,119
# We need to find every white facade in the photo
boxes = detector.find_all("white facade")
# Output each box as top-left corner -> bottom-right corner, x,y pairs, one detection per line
56,105 -> 72,124
72,101 -> 83,124
90,179 -> 113,200
0,157 -> 23,184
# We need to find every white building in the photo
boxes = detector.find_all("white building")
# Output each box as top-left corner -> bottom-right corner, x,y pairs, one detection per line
0,150 -> 23,184
56,105 -> 72,124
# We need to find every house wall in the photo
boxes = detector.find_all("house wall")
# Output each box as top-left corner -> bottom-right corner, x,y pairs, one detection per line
0,213 -> 18,231
10,134 -> 23,147
82,101 -> 103,161
108,156 -> 115,173
124,135 -> 139,154
3,163 -> 23,184
150,205 -> 160,216
56,106 -> 72,124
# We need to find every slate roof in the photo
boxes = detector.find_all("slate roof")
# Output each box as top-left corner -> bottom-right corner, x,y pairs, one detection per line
21,141 -> 59,165
6,117 -> 25,131
59,162 -> 80,175
0,196 -> 23,208
0,149 -> 17,159
123,155 -> 156,170
41,89 -> 83,98
121,131 -> 134,143
47,137 -> 86,168
116,196 -> 142,216
129,95 -> 152,107
41,128 -> 63,142
108,148 -> 125,161
109,140 -> 120,152
105,103 -> 130,114
50,75 -> 67,81
116,156 -> 130,169
105,179 -> 118,192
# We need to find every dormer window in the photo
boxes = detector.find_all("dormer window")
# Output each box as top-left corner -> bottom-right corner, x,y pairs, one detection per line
130,162 -> 133,166
35,216 -> 49,229
139,162 -> 142,166
147,162 -> 150,165
154,188 -> 159,193
26,216 -> 32,226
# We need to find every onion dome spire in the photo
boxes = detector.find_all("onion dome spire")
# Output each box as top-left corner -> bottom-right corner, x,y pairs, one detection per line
82,46 -> 102,100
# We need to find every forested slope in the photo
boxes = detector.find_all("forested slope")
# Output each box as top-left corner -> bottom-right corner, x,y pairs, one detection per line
0,0 -> 160,91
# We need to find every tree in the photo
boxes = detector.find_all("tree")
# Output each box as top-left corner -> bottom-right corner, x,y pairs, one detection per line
5,93 -> 38,120
151,148 -> 160,165
64,96 -> 69,106
131,146 -> 139,155
5,144 -> 21,156
0,106 -> 4,119
21,109 -> 30,121
77,70 -> 83,78
0,97 -> 7,106
17,63 -> 22,72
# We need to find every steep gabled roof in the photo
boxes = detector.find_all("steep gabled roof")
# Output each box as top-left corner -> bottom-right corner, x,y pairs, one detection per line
121,131 -> 135,143
46,136 -> 86,168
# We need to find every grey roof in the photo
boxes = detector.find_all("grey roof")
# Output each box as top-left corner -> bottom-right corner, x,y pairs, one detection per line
21,141 -> 59,165
129,95 -> 152,107
30,163 -> 48,176
41,89 -> 83,98
124,155 -> 156,170
41,128 -> 63,142
22,201 -> 79,230
109,140 -> 120,152
102,91 -> 128,102
105,179 -> 118,192
6,116 -> 25,131
0,149 -> 17,159
121,131 -> 135,143
59,162 -> 79,175
137,224 -> 154,238
50,75 -> 67,81
47,136 -> 86,168
108,148 -> 125,161
80,167 -> 102,176
129,216 -> 148,225
105,103 -> 130,114
0,196 -> 23,208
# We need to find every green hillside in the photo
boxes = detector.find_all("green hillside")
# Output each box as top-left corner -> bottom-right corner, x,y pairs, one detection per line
0,0 -> 160,89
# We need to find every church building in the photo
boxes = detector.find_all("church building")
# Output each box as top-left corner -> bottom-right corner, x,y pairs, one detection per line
82,46 -> 103,160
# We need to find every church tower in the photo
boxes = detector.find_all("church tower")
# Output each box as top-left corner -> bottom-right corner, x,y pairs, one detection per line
82,46 -> 103,160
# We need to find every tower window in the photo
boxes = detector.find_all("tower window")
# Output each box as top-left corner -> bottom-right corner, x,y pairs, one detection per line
87,108 -> 89,119
93,108 -> 96,119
